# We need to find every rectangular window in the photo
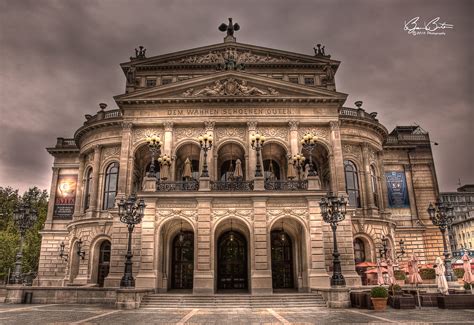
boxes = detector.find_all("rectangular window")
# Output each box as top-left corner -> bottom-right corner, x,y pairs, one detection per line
146,79 -> 156,87
304,77 -> 315,85
289,76 -> 299,84
162,78 -> 172,85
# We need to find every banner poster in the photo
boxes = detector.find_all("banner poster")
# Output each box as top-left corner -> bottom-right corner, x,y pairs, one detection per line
53,174 -> 77,219
385,171 -> 410,208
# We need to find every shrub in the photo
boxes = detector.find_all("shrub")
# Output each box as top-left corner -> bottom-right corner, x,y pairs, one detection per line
394,270 -> 406,280
419,268 -> 436,280
371,286 -> 388,298
464,283 -> 472,290
454,268 -> 465,279
389,284 -> 402,295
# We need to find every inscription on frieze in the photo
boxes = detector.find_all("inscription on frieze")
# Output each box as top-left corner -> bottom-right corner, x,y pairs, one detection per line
167,107 -> 296,117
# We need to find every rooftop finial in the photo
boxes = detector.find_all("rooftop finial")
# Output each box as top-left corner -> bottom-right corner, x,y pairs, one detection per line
219,17 -> 240,42
313,43 -> 331,58
130,46 -> 147,61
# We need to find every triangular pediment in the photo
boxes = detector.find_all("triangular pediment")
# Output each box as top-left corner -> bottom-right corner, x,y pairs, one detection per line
114,71 -> 347,104
121,42 -> 338,69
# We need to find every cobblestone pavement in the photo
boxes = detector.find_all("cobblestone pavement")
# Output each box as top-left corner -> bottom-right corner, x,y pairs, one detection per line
0,304 -> 473,324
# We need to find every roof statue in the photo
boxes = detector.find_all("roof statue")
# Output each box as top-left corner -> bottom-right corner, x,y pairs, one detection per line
130,45 -> 147,61
313,44 -> 331,58
219,17 -> 240,42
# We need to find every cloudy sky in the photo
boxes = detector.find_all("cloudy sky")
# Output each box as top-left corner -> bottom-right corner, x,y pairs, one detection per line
0,0 -> 472,194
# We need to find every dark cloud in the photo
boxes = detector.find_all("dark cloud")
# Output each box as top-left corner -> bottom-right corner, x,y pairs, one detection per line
0,0 -> 472,193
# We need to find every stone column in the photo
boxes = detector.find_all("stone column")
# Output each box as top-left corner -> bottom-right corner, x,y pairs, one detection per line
204,121 -> 215,180
136,198 -> 157,288
193,198 -> 213,294
377,151 -> 389,211
117,123 -> 132,197
288,120 -> 299,156
88,145 -> 102,214
247,121 -> 257,179
252,197 -> 272,294
307,196 -> 330,288
163,122 -> 174,180
329,121 -> 346,195
362,144 -> 375,210
73,154 -> 85,218
44,167 -> 60,230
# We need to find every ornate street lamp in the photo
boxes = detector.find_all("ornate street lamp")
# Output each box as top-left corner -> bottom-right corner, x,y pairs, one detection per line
145,135 -> 162,177
118,194 -> 146,287
58,241 -> 68,262
320,193 -> 347,286
11,201 -> 37,284
300,132 -> 318,176
198,133 -> 213,178
250,132 -> 266,177
292,153 -> 306,180
427,199 -> 457,281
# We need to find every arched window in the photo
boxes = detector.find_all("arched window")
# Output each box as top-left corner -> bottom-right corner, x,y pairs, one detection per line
370,165 -> 379,208
264,159 -> 281,181
84,168 -> 93,210
344,160 -> 361,208
103,162 -> 119,210
353,238 -> 366,264
97,240 -> 111,287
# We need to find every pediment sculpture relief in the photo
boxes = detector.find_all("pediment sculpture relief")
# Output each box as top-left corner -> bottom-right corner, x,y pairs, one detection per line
167,48 -> 296,65
182,78 -> 279,97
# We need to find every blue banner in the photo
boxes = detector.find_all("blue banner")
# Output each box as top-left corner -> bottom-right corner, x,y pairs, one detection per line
385,171 -> 410,208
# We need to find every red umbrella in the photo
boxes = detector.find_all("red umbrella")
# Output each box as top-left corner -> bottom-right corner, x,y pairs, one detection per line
356,261 -> 377,268
365,267 -> 388,274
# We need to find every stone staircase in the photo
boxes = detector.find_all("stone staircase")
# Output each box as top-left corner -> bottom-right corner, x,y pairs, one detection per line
140,293 -> 326,308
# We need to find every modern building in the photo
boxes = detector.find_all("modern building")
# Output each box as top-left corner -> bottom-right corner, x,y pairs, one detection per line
440,185 -> 474,251
36,25 -> 445,294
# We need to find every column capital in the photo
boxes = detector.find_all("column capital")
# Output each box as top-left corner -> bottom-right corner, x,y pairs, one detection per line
204,121 -> 215,132
329,120 -> 340,131
247,121 -> 258,131
288,120 -> 299,131
163,121 -> 174,132
122,122 -> 133,131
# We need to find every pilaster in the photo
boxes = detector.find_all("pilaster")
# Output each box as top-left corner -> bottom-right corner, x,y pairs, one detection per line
117,122 -> 132,197
136,198 -> 157,288
288,121 -> 299,156
73,154 -> 85,218
251,197 -> 272,294
193,198 -> 213,295
247,121 -> 257,179
88,145 -> 102,215
44,167 -> 60,230
329,121 -> 345,195
362,143 -> 375,210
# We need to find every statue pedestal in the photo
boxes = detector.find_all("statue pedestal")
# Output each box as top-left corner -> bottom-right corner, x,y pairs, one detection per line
307,175 -> 321,190
142,176 -> 157,192
253,176 -> 265,191
199,177 -> 210,191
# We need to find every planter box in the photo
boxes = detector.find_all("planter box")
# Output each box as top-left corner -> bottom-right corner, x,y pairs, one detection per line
437,294 -> 474,309
419,294 -> 439,307
350,291 -> 371,309
388,294 -> 416,309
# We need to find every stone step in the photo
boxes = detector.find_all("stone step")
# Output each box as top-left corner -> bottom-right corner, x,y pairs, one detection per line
140,293 -> 326,308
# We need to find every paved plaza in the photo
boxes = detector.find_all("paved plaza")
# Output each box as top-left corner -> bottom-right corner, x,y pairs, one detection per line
0,304 -> 473,324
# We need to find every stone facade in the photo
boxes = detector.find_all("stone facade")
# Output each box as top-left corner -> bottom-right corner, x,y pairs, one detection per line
36,35 -> 444,293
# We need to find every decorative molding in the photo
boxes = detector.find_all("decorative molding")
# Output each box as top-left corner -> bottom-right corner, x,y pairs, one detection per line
122,122 -> 133,130
215,126 -> 246,141
174,127 -> 204,140
288,121 -> 299,131
102,146 -> 121,160
297,127 -> 330,141
259,126 -> 289,142
132,128 -> 162,144
212,208 -> 253,221
342,144 -> 362,157
204,121 -> 215,132
329,121 -> 340,131
267,208 -> 309,223
156,208 -> 197,222
182,78 -> 279,97
247,121 -> 258,131
166,49 -> 297,65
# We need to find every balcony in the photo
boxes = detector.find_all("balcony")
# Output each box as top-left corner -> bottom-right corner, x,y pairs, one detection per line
156,179 -> 199,192
264,180 -> 308,191
210,180 -> 254,192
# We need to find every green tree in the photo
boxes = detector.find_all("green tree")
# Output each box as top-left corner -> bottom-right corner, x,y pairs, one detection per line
0,186 -> 48,282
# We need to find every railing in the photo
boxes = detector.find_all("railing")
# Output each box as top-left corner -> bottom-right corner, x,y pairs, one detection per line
157,179 -> 199,191
210,180 -> 254,191
104,110 -> 121,119
339,108 -> 358,117
264,180 -> 308,191
386,134 -> 429,144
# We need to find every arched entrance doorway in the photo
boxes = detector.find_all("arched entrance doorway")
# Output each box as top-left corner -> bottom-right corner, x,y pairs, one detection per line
271,230 -> 294,289
97,240 -> 111,287
171,231 -> 194,289
217,230 -> 248,290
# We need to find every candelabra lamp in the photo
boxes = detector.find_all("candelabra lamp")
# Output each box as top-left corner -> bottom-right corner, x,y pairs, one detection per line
427,199 -> 456,281
118,194 -> 146,287
198,133 -> 213,178
11,201 -> 37,284
250,132 -> 266,177
58,242 -> 68,262
76,239 -> 86,260
300,132 -> 318,176
145,135 -> 162,177
292,153 -> 305,180
320,193 -> 347,286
